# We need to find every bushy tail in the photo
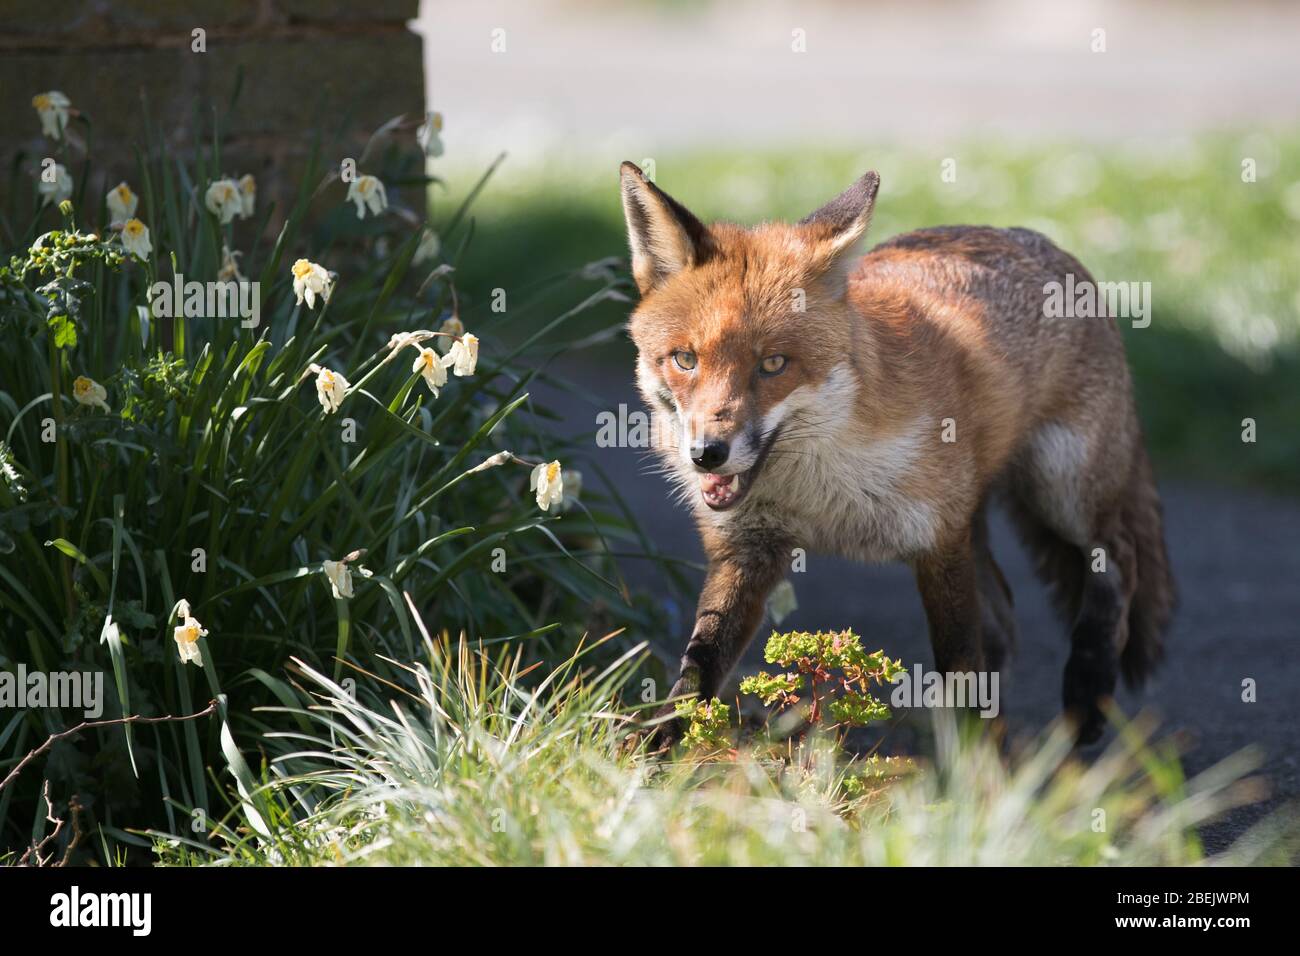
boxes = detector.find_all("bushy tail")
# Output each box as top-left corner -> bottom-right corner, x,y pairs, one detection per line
1119,446 -> 1177,687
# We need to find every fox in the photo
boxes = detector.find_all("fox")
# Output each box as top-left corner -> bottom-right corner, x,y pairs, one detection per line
619,161 -> 1176,747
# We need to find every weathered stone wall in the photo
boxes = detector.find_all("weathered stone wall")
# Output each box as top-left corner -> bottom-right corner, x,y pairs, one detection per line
0,0 -> 424,223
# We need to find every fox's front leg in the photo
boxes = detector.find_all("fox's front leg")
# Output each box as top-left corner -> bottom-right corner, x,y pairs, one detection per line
913,528 -> 986,678
650,545 -> 787,748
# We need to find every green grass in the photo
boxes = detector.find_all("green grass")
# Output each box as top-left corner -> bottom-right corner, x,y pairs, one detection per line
439,135 -> 1300,491
151,617 -> 1291,867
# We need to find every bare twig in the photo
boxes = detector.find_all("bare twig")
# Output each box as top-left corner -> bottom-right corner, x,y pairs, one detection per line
0,699 -> 219,795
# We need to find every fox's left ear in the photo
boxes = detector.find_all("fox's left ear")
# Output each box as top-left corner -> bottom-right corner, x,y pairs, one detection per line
799,171 -> 881,263
620,161 -> 712,295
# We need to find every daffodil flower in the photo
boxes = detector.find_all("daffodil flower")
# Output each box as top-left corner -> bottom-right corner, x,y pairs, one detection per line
530,460 -> 564,511
322,550 -> 370,600
218,246 -> 245,283
441,332 -> 478,376
238,174 -> 256,218
322,560 -> 354,599
106,181 -> 138,227
413,229 -> 441,266
292,258 -> 333,309
72,376 -> 110,413
173,611 -> 208,668
412,346 -> 447,396
418,111 -> 445,157
346,175 -> 388,219
32,91 -> 71,140
37,164 -> 72,206
121,218 -> 152,260
312,365 -> 349,414
204,178 -> 243,224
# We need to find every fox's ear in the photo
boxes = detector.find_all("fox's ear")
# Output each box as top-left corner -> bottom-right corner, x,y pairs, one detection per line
620,161 -> 710,294
799,171 -> 881,260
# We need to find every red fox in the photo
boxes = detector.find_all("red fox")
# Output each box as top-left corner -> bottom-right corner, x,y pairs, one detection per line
620,161 -> 1175,745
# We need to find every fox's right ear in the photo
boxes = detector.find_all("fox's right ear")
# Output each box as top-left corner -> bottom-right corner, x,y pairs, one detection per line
799,171 -> 881,258
620,161 -> 710,294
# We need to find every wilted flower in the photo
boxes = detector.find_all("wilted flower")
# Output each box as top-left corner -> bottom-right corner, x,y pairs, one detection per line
106,182 -> 138,227
72,376 -> 110,413
237,174 -> 256,218
412,346 -> 447,396
442,332 -> 478,376
173,609 -> 208,667
437,315 -> 463,353
418,111 -> 444,157
346,175 -> 388,219
530,460 -> 564,512
37,164 -> 72,205
32,91 -> 71,140
205,178 -> 243,224
313,365 -> 349,414
322,560 -> 354,599
121,218 -> 152,259
292,258 -> 333,309
322,550 -> 370,600
767,579 -> 798,626
413,229 -> 441,266
561,468 -> 582,510
218,245 -> 245,283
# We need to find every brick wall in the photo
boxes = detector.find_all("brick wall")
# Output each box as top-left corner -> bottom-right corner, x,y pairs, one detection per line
0,0 -> 425,225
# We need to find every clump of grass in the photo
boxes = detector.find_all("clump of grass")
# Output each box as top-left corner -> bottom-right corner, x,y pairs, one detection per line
152,615 -> 1277,867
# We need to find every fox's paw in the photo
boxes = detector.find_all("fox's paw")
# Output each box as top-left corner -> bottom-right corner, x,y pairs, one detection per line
1063,645 -> 1118,746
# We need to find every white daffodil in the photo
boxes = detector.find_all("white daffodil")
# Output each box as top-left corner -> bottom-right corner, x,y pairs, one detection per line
106,181 -> 138,227
437,315 -> 463,354
238,174 -> 256,218
205,178 -> 243,224
37,164 -> 72,205
322,560 -> 354,599
412,346 -> 447,396
218,245 -> 245,283
173,598 -> 192,620
32,91 -> 71,140
313,366 -> 349,414
121,218 -> 152,260
346,175 -> 388,219
72,376 -> 110,413
173,612 -> 208,667
291,258 -> 333,309
413,229 -> 441,266
418,111 -> 444,157
441,332 -> 478,376
530,460 -> 564,512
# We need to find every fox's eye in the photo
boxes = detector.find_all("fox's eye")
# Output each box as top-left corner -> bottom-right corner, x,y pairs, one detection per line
673,350 -> 698,371
759,355 -> 787,376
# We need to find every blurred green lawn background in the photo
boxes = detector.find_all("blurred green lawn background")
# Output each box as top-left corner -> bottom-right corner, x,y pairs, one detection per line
436,135 -> 1300,491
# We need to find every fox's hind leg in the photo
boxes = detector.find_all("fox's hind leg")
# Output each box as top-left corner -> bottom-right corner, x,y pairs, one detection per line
972,503 -> 1016,676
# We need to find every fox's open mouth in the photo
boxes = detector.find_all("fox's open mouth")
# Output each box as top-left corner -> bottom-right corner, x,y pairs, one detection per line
696,427 -> 781,511
699,470 -> 751,510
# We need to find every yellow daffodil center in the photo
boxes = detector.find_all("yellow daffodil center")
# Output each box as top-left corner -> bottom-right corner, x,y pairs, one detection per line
358,179 -> 373,194
320,370 -> 335,388
546,462 -> 560,483
177,622 -> 201,644
433,113 -> 443,131
124,219 -> 143,236
33,94 -> 51,110
73,376 -> 93,398
292,259 -> 314,279
116,185 -> 133,202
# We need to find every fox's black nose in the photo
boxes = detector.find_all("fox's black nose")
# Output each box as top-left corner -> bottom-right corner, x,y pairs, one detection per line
691,439 -> 730,471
